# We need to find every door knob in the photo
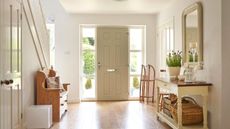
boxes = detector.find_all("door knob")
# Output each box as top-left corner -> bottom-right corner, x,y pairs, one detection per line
1,80 -> 13,85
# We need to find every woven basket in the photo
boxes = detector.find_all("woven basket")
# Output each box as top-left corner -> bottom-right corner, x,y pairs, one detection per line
171,97 -> 203,125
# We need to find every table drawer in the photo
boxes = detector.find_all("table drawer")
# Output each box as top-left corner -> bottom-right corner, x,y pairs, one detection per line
156,80 -> 177,93
157,80 -> 170,87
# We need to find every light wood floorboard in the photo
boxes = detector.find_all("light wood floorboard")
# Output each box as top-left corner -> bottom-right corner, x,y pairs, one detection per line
51,101 -> 171,129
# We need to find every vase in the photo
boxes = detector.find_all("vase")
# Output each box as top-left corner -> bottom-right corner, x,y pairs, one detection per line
168,67 -> 181,78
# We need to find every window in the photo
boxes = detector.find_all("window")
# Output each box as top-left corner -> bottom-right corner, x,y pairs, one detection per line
157,19 -> 174,70
129,27 -> 145,98
47,24 -> 55,68
80,27 -> 96,99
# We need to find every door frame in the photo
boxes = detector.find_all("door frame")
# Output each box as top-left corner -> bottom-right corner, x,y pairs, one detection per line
79,24 -> 146,101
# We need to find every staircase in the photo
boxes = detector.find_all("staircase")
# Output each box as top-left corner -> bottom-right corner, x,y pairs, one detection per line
22,0 -> 49,69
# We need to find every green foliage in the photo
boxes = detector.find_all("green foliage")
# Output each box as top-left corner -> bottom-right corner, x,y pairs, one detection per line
83,50 -> 95,75
85,78 -> 92,89
130,54 -> 138,72
133,76 -> 140,89
83,37 -> 94,46
82,37 -> 95,90
166,51 -> 182,67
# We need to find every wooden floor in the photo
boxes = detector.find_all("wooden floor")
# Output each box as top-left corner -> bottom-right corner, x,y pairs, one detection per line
51,101 -> 171,129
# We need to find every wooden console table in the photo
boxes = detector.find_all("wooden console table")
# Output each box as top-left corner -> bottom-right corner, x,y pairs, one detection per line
156,78 -> 212,129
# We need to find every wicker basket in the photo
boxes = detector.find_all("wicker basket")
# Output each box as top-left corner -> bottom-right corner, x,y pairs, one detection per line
171,97 -> 203,125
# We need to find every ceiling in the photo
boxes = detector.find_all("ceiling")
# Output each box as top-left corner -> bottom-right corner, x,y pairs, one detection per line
59,0 -> 175,14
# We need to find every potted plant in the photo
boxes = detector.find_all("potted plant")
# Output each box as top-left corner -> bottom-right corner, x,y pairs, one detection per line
85,78 -> 92,89
166,50 -> 182,78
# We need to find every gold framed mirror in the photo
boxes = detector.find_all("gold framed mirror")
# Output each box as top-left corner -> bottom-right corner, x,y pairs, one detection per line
182,2 -> 203,67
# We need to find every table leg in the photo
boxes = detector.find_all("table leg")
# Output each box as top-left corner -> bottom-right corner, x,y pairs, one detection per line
177,95 -> 182,129
156,86 -> 160,119
203,95 -> 208,129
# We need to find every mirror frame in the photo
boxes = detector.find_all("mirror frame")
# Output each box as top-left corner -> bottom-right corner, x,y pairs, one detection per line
182,2 -> 203,67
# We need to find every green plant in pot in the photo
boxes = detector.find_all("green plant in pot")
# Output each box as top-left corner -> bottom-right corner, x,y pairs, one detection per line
85,78 -> 92,89
133,76 -> 140,89
166,50 -> 182,78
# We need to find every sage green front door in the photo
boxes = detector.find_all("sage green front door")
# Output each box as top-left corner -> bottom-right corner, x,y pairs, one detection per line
97,27 -> 129,100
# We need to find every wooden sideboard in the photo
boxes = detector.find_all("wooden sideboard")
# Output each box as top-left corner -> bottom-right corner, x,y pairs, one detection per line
156,78 -> 212,129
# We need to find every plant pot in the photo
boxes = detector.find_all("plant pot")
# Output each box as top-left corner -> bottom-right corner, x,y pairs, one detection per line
85,78 -> 92,89
168,67 -> 181,78
133,76 -> 140,89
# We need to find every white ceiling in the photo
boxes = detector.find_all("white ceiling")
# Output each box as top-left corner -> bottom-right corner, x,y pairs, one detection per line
59,0 -> 175,14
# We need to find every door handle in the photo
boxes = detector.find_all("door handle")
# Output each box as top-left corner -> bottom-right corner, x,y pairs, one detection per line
107,69 -> 117,72
1,80 -> 14,85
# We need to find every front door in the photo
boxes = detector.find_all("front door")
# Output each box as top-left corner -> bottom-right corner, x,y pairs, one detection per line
0,0 -> 22,129
97,27 -> 129,100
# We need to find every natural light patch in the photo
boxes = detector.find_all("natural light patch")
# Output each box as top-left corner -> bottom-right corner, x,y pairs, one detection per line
130,52 -> 142,75
47,24 -> 55,68
157,19 -> 174,70
82,28 -> 95,38
130,28 -> 142,50
129,27 -> 145,98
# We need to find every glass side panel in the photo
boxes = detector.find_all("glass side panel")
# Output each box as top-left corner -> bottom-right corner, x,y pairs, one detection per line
82,28 -> 96,50
81,27 -> 96,99
129,28 -> 142,50
82,50 -> 96,76
130,52 -> 142,75
82,76 -> 96,98
129,76 -> 140,97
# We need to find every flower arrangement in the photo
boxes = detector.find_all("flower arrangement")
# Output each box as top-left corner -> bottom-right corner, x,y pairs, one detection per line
166,50 -> 182,67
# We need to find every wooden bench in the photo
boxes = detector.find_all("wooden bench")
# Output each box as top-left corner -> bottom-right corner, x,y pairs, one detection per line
35,69 -> 70,122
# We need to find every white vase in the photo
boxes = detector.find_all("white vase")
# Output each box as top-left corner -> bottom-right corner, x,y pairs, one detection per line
168,67 -> 181,78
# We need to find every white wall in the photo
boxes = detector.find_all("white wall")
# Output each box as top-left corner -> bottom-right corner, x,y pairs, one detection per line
157,0 -> 222,128
221,0 -> 230,128
41,0 -> 157,102
21,11 -> 43,126
21,0 -> 51,126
